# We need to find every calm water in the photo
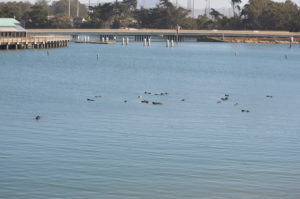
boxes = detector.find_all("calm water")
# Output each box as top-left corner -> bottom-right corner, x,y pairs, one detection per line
1,42 -> 300,199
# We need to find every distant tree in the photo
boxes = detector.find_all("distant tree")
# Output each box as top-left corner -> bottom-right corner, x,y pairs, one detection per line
51,0 -> 88,18
231,0 -> 242,17
0,1 -> 32,20
24,5 -> 48,28
241,0 -> 300,31
210,8 -> 223,21
122,0 -> 137,11
48,14 -> 73,28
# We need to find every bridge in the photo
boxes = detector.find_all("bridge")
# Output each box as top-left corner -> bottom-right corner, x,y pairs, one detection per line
27,29 -> 300,40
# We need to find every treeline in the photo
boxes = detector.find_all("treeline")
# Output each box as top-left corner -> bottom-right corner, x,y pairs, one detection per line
0,0 -> 87,28
1,0 -> 300,31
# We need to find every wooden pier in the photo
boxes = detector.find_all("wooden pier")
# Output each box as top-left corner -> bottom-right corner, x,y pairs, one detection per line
0,35 -> 70,50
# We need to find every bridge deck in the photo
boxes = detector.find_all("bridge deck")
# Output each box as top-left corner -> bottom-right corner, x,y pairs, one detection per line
27,29 -> 300,38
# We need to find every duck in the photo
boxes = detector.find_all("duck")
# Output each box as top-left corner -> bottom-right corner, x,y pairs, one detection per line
241,110 -> 250,113
141,100 -> 149,104
35,115 -> 41,120
152,102 -> 163,105
221,97 -> 228,101
87,98 -> 95,101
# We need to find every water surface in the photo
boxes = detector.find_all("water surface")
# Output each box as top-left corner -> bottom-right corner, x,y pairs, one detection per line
1,42 -> 300,199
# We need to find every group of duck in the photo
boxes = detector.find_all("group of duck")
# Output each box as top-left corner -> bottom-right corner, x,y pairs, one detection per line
35,92 -> 273,120
217,93 -> 273,113
85,91 -> 186,106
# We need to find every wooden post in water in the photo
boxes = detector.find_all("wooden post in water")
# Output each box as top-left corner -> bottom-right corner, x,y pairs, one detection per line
147,38 -> 151,46
166,40 -> 170,48
143,38 -> 147,47
290,36 -> 294,48
126,37 -> 129,45
171,40 -> 174,48
122,38 -> 125,45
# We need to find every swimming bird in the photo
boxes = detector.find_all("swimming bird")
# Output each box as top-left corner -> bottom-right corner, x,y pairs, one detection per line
266,95 -> 273,98
181,99 -> 185,102
141,100 -> 149,104
221,97 -> 228,101
124,100 -> 127,103
35,115 -> 41,120
87,98 -> 95,101
241,110 -> 250,113
152,102 -> 163,105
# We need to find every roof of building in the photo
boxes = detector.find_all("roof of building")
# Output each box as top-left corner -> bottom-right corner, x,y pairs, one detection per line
0,18 -> 21,27
0,26 -> 26,32
0,18 -> 26,32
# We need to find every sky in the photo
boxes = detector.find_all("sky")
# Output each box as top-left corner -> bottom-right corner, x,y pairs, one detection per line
1,0 -> 300,9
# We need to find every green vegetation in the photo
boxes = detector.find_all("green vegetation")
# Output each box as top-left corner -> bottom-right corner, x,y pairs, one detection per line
0,0 -> 300,31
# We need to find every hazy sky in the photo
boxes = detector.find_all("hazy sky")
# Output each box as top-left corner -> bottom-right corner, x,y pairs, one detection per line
1,0 -> 300,9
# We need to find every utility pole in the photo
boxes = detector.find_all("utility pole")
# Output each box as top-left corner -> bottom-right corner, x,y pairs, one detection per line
68,0 -> 71,17
77,0 -> 79,17
192,0 -> 195,18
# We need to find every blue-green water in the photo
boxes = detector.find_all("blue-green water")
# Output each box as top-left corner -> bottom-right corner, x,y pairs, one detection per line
1,42 -> 300,199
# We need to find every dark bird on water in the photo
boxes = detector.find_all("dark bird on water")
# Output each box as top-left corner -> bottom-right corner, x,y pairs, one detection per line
241,110 -> 250,113
35,115 -> 41,120
152,102 -> 163,105
87,98 -> 95,101
221,97 -> 228,101
141,100 -> 149,104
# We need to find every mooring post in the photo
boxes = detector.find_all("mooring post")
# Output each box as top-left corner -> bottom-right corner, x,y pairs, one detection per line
166,40 -> 170,48
143,38 -> 147,46
290,36 -> 294,48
